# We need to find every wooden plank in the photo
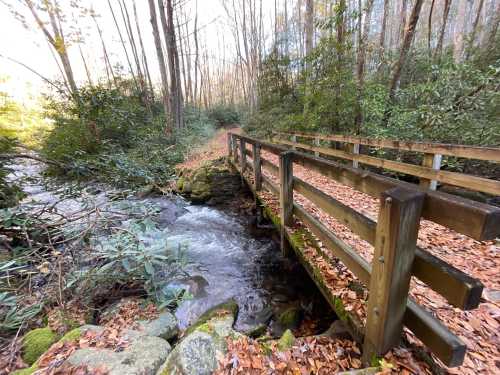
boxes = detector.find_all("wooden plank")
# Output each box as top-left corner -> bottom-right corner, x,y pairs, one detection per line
280,131 -> 500,162
293,203 -> 466,367
261,158 -> 279,176
279,151 -> 294,256
412,249 -> 483,310
294,177 -> 377,244
404,299 -> 466,367
279,139 -> 500,196
292,151 -> 500,241
293,204 -> 371,284
253,143 -> 262,191
293,176 -> 484,309
262,175 -> 279,195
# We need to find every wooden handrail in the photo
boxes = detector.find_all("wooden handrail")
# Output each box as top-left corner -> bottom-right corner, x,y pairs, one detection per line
277,138 -> 500,196
228,132 -> 492,367
279,131 -> 500,162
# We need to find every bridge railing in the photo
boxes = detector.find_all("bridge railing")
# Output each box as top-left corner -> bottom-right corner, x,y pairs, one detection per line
227,132 -> 500,367
272,131 -> 500,196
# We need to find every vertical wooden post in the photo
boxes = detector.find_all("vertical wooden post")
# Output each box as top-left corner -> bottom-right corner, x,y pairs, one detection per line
419,153 -> 442,190
227,133 -> 232,158
232,135 -> 239,164
291,134 -> 297,150
239,138 -> 246,172
362,187 -> 424,364
279,151 -> 294,256
352,143 -> 360,168
253,143 -> 262,191
314,136 -> 320,157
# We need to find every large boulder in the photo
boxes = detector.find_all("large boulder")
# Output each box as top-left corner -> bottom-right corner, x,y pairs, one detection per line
66,335 -> 171,375
157,300 -> 240,375
124,311 -> 179,341
175,159 -> 241,204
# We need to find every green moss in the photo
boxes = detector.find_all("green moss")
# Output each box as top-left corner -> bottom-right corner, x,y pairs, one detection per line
176,177 -> 185,191
277,329 -> 295,351
278,307 -> 303,328
184,299 -> 238,336
12,363 -> 38,375
21,327 -> 59,365
244,324 -> 267,338
196,322 -> 214,334
59,328 -> 81,343
263,206 -> 281,229
259,341 -> 273,356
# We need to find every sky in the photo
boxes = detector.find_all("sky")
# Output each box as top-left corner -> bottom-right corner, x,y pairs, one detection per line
0,0 -> 272,102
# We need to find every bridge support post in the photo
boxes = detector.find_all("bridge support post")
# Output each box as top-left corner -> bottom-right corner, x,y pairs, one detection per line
232,135 -> 239,164
253,143 -> 262,191
279,151 -> 294,257
227,133 -> 232,158
314,136 -> 320,157
362,187 -> 424,364
419,153 -> 442,190
239,138 -> 246,172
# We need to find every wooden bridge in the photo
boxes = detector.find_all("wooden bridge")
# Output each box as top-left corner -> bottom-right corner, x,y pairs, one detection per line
227,131 -> 500,369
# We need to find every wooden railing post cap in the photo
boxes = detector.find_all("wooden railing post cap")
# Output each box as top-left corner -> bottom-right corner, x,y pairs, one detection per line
382,186 -> 426,204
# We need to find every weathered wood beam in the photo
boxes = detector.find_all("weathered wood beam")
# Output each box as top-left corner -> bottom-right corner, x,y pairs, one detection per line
279,139 -> 500,196
279,131 -> 500,162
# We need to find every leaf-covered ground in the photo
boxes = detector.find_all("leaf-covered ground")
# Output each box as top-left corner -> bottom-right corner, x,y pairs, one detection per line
181,129 -> 499,374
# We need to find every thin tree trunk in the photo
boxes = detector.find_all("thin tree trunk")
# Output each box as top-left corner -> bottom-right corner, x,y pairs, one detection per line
91,11 -> 118,88
454,0 -> 467,62
435,0 -> 452,59
133,0 -> 154,100
427,0 -> 435,56
24,0 -> 77,95
465,0 -> 485,59
483,1 -> 500,54
384,0 -> 424,125
399,0 -> 408,48
377,0 -> 389,73
355,0 -> 375,134
148,0 -> 171,135
108,0 -> 138,88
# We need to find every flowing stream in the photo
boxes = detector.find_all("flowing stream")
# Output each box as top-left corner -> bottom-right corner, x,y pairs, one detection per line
7,158 -> 332,334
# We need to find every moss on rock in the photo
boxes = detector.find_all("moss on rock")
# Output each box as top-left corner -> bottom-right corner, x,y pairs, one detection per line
278,307 -> 303,329
12,363 -> 38,375
184,299 -> 238,336
21,327 -> 59,365
59,328 -> 82,343
277,329 -> 295,351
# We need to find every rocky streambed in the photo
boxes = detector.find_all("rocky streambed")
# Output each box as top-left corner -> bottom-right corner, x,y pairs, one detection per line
8,157 -> 348,374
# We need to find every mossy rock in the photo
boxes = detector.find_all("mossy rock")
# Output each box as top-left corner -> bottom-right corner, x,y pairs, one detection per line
277,329 -> 295,351
21,327 -> 59,365
278,306 -> 303,329
59,328 -> 82,343
12,363 -> 38,375
184,299 -> 239,336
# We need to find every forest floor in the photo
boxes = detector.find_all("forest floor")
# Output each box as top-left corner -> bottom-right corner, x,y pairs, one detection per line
178,128 -> 499,375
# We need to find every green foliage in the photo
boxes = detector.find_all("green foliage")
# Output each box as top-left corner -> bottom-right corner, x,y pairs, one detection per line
0,293 -> 43,334
40,83 -> 216,187
207,104 -> 241,128
66,202 -> 188,308
0,137 -> 25,208
249,33 -> 499,148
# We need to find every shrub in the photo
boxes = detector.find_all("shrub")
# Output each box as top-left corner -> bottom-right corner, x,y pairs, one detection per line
207,104 -> 241,128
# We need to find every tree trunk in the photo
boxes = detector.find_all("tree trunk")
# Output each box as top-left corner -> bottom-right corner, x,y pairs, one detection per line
427,0 -> 435,56
24,0 -> 78,95
147,0 -> 171,135
454,0 -> 467,62
384,0 -> 424,125
303,0 -> 314,123
133,0 -> 154,100
377,0 -> 389,73
434,0 -> 452,59
355,0 -> 375,134
465,0 -> 485,59
161,0 -> 184,130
